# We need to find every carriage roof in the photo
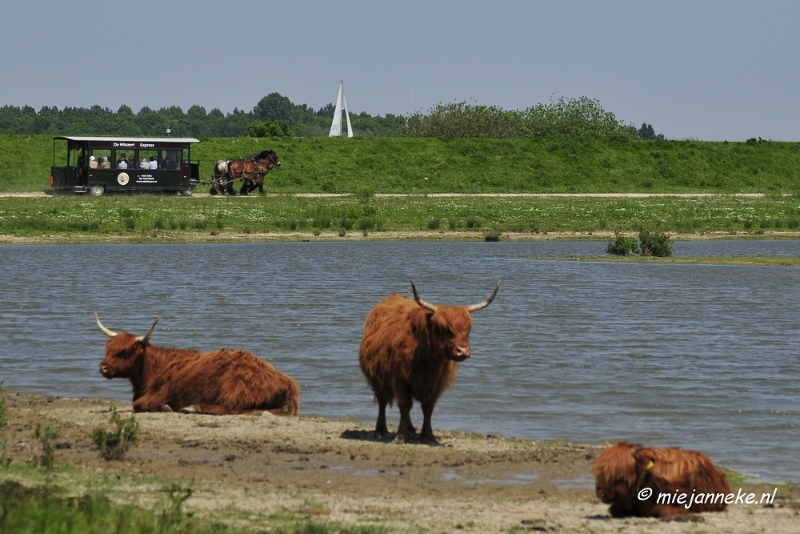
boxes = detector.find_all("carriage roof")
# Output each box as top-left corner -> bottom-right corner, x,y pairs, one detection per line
54,136 -> 200,144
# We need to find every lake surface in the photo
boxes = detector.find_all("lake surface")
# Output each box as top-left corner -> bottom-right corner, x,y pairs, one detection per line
1,240 -> 798,483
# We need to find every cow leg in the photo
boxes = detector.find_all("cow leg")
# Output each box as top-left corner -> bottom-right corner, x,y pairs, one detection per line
181,404 -> 241,415
420,401 -> 438,442
394,389 -> 416,442
375,398 -> 390,438
132,393 -> 170,413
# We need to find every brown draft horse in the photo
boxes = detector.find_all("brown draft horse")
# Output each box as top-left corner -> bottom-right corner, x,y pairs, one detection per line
210,150 -> 281,195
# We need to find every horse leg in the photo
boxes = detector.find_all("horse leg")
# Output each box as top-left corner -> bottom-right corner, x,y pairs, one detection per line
239,180 -> 250,196
224,179 -> 235,195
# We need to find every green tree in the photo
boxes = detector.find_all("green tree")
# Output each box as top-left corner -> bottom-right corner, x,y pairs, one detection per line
247,119 -> 290,137
253,93 -> 294,122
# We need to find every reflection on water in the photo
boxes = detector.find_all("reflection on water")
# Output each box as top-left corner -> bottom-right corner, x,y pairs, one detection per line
0,241 -> 798,483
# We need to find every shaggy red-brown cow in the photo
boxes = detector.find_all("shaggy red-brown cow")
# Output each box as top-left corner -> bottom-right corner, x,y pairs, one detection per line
593,442 -> 731,518
358,280 -> 500,442
95,313 -> 299,415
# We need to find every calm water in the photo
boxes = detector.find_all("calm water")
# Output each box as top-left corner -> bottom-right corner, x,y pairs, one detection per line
1,241 -> 798,483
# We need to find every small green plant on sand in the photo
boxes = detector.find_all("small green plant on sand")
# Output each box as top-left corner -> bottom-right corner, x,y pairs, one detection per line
90,406 -> 140,460
32,423 -> 61,469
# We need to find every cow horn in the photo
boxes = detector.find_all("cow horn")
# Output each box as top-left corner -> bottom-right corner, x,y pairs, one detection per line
136,317 -> 160,343
410,280 -> 437,312
95,312 -> 118,338
465,281 -> 502,313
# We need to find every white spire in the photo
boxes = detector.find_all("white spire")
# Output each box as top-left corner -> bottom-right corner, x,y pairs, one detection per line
329,80 -> 353,137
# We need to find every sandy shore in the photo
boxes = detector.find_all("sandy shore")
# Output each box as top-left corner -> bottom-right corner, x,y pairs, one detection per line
1,392 -> 797,533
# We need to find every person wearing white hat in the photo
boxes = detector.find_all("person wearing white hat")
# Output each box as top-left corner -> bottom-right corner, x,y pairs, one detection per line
89,155 -> 98,169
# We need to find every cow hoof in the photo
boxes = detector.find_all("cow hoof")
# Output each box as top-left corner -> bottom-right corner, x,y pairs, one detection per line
161,405 -> 173,413
180,406 -> 200,414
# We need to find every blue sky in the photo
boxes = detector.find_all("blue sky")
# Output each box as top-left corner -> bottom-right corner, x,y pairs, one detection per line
2,0 -> 798,140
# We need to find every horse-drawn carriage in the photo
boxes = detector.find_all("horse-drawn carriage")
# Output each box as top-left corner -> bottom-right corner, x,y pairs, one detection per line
208,150 -> 282,196
50,136 -> 200,196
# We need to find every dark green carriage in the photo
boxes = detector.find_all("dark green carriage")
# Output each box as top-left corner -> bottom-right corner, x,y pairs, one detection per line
49,136 -> 200,196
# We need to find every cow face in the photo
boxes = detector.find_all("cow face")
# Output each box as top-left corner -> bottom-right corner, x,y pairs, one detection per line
95,313 -> 158,379
100,333 -> 147,379
430,307 -> 473,361
593,443 -> 640,508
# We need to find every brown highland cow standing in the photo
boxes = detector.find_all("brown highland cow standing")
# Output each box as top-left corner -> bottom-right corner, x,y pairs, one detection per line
593,442 -> 731,518
95,313 -> 299,415
359,280 -> 500,442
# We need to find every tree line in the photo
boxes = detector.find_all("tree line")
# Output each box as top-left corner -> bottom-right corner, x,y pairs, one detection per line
0,92 -> 662,140
0,93 -> 402,138
399,96 -> 641,140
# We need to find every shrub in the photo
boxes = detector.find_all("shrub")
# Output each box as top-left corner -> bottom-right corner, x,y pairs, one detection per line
484,229 -> 502,242
90,407 -> 139,461
466,216 -> 481,229
427,218 -> 440,230
313,215 -> 331,229
33,423 -> 61,468
606,233 -> 639,255
638,229 -> 673,257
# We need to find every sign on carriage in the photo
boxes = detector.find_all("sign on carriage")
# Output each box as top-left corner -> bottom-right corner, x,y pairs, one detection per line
49,136 -> 200,196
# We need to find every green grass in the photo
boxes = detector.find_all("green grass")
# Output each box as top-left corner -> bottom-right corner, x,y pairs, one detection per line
0,464 -> 389,534
2,193 -> 800,239
3,134 -> 800,194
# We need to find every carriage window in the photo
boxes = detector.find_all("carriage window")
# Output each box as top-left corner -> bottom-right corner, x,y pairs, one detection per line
162,150 -> 181,169
68,145 -> 82,167
138,150 -> 159,170
90,149 -> 111,169
113,150 -> 133,169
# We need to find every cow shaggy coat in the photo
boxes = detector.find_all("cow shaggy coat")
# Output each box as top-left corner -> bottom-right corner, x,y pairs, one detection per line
96,314 -> 299,415
358,281 -> 499,442
593,442 -> 731,518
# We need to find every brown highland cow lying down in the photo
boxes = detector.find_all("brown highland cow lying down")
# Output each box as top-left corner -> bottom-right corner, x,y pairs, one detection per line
95,313 -> 299,415
593,442 -> 731,518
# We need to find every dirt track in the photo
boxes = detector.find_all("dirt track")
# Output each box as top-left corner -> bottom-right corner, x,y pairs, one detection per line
2,393 -> 797,533
0,191 -> 773,198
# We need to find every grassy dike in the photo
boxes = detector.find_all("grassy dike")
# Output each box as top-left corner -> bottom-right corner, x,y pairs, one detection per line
2,134 -> 800,194
1,134 -> 800,242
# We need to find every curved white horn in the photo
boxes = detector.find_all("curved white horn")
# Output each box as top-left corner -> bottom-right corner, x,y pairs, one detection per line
136,317 -> 160,343
95,312 -> 118,338
410,280 -> 437,312
465,281 -> 501,313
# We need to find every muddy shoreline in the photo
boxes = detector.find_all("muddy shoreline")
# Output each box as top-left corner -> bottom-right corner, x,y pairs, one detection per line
1,392 -> 797,533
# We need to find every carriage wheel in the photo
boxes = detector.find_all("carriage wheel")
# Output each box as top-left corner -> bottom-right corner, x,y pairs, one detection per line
89,185 -> 104,196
